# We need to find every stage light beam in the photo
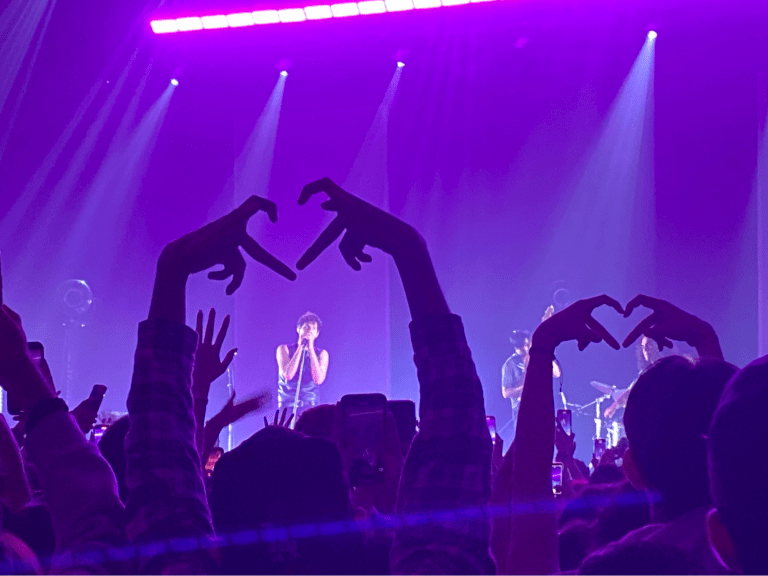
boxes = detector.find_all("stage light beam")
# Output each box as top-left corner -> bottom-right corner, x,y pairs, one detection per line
538,32 -> 656,302
647,30 -> 657,40
234,73 -> 287,201
397,61 -> 405,68
170,78 -> 179,86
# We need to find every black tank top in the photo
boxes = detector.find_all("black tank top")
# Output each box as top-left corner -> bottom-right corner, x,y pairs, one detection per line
277,343 -> 322,407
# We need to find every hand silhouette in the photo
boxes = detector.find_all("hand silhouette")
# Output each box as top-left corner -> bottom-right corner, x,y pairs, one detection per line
532,295 -> 624,353
163,195 -> 296,294
0,306 -> 56,411
194,309 -> 237,388
264,407 -> 294,429
622,295 -> 722,359
297,178 -> 419,271
214,391 -> 270,427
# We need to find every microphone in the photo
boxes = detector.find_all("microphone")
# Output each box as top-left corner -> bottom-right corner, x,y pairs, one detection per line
301,338 -> 309,349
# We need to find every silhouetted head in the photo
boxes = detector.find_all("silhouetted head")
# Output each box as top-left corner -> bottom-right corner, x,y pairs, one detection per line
578,540 -> 700,575
0,532 -> 42,574
559,484 -> 620,528
98,415 -> 130,503
293,404 -> 334,439
622,356 -> 737,520
588,465 -> 625,486
594,482 -> 651,546
210,426 -> 369,574
707,355 -> 768,574
559,520 -> 592,572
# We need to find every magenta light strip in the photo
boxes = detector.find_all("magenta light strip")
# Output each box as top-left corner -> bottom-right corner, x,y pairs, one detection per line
150,0 -> 496,33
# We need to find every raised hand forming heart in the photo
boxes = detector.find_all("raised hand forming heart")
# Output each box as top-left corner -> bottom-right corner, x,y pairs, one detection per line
531,295 -> 625,353
622,294 -> 723,360
529,292 -> 722,361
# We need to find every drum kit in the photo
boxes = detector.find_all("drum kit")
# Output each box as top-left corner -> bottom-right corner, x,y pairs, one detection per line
566,381 -> 630,449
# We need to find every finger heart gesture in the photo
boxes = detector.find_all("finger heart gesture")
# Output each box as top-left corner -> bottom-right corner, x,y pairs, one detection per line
531,293 -> 719,360
164,195 -> 296,295
532,295 -> 624,353
296,177 -> 418,271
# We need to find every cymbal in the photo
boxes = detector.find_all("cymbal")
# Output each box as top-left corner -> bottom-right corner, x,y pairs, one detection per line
590,381 -> 615,395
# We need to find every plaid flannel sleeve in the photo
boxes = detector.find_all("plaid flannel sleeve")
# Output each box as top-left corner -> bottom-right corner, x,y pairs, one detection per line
391,314 -> 494,575
125,319 -> 216,573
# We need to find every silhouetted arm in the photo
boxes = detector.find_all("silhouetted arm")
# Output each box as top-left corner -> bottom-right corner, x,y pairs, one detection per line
297,178 -> 490,574
192,309 -> 236,458
504,296 -> 623,574
0,306 -> 126,573
127,196 -> 293,573
623,295 -> 723,360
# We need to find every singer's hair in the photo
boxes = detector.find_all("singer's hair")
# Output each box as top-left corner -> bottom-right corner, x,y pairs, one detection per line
297,312 -> 322,330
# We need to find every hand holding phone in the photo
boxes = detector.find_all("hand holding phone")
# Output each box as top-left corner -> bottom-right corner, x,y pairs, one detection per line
593,438 -> 607,461
340,393 -> 387,487
72,385 -> 108,434
556,409 -> 572,436
486,416 -> 497,440
6,342 -> 45,416
552,462 -> 564,496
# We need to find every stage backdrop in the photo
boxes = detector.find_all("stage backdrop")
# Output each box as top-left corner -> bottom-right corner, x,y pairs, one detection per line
0,0 -> 763,458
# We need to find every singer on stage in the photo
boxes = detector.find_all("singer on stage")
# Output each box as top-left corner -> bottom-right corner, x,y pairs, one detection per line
276,312 -> 329,420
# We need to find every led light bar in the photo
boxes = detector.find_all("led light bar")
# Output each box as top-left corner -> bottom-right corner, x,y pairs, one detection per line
150,0 -> 496,33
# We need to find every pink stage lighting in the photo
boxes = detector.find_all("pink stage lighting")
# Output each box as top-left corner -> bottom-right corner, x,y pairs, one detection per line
278,8 -> 307,21
304,4 -> 333,19
385,0 -> 414,11
227,12 -> 255,26
177,17 -> 203,31
150,19 -> 179,33
150,0 -> 496,33
357,0 -> 387,13
331,2 -> 360,16
201,15 -> 229,28
252,10 -> 280,23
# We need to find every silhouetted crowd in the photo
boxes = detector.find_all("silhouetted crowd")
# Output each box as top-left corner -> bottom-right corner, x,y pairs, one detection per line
0,178 -> 764,574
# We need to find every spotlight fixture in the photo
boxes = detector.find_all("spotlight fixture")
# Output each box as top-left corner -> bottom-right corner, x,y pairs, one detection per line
647,30 -> 657,40
170,78 -> 179,86
396,61 -> 405,68
280,70 -> 288,77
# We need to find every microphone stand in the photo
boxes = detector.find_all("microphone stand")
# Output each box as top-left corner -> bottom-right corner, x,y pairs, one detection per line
226,366 -> 235,450
291,343 -> 308,429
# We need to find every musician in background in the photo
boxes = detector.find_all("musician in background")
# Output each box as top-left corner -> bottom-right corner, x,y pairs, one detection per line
276,312 -> 329,421
502,330 -> 532,407
604,335 -> 662,420
502,307 -> 562,436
